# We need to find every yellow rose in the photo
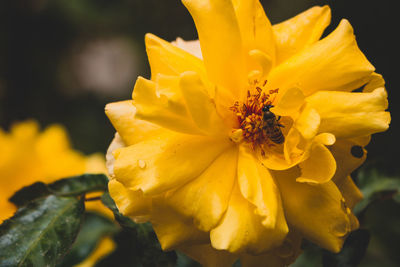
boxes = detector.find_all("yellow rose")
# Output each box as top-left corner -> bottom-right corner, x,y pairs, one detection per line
0,120 -> 113,221
105,1 -> 390,266
0,120 -> 115,267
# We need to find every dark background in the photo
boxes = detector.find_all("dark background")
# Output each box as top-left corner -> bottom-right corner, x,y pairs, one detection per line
0,1 -> 398,266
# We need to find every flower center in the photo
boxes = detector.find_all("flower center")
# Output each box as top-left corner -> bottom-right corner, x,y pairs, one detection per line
230,79 -> 283,156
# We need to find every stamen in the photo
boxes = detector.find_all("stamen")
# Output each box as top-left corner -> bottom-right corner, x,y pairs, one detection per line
230,81 -> 281,152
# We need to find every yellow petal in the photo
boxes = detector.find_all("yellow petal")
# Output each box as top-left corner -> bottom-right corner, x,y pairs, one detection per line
363,72 -> 385,92
274,167 -> 357,252
273,6 -> 331,64
238,145 -> 287,229
132,76 -> 203,135
268,19 -> 375,96
113,133 -> 232,195
336,176 -> 363,210
171,37 -> 202,59
271,87 -> 305,117
179,244 -> 238,267
145,33 -> 206,80
330,138 -> 367,184
329,138 -> 366,209
297,143 -> 336,184
106,133 -> 126,177
306,88 -> 390,138
248,49 -> 273,79
293,104 -> 320,140
179,71 -> 228,136
182,0 -> 246,98
105,100 -> 162,145
232,0 -> 275,65
150,198 -> 209,250
108,179 -> 152,218
210,182 -> 288,254
259,148 -> 298,171
283,128 -> 305,165
167,147 -> 238,232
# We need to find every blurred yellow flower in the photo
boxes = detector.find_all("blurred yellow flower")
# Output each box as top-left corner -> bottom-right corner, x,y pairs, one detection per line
0,120 -> 110,220
105,1 -> 390,266
74,237 -> 115,267
0,120 -> 114,267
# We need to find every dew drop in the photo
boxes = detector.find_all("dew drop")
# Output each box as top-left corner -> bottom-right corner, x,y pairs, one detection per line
138,160 -> 146,169
331,220 -> 351,237
330,217 -> 351,237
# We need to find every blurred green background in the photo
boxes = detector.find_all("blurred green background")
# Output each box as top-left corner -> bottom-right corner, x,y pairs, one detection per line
0,0 -> 398,266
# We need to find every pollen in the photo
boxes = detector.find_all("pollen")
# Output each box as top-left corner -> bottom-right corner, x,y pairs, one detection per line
230,80 -> 280,153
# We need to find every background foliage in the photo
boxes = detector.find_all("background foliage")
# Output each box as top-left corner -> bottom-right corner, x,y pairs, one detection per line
0,0 -> 398,266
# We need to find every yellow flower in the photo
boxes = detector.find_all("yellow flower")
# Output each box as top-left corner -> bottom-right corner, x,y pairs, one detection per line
74,237 -> 115,267
0,120 -> 115,267
105,1 -> 390,266
0,120 -> 110,221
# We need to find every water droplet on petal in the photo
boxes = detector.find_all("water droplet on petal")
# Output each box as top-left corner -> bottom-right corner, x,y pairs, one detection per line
330,218 -> 351,237
138,160 -> 146,169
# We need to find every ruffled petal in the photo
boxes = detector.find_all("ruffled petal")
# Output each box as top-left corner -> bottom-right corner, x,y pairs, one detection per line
113,132 -> 232,195
237,145 -> 287,229
232,0 -> 275,64
336,176 -> 363,210
179,71 -> 228,135
179,244 -> 238,267
268,19 -> 375,96
297,143 -> 336,184
210,182 -> 288,254
105,100 -> 162,145
306,88 -> 390,139
171,38 -> 202,59
108,179 -> 152,219
271,87 -> 305,117
166,147 -> 238,232
182,0 -> 246,99
330,137 -> 367,209
273,6 -> 331,64
363,72 -> 385,92
132,76 -> 203,135
274,167 -> 358,253
330,138 -> 367,183
145,33 -> 206,80
150,198 -> 209,250
293,104 -> 320,140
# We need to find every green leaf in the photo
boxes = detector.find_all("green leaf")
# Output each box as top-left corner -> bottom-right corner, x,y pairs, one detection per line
354,169 -> 400,215
58,212 -> 118,267
48,174 -> 109,196
0,195 -> 84,267
9,174 -> 109,208
101,192 -> 137,229
322,229 -> 370,267
291,241 -> 322,267
176,251 -> 201,267
9,182 -> 51,207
